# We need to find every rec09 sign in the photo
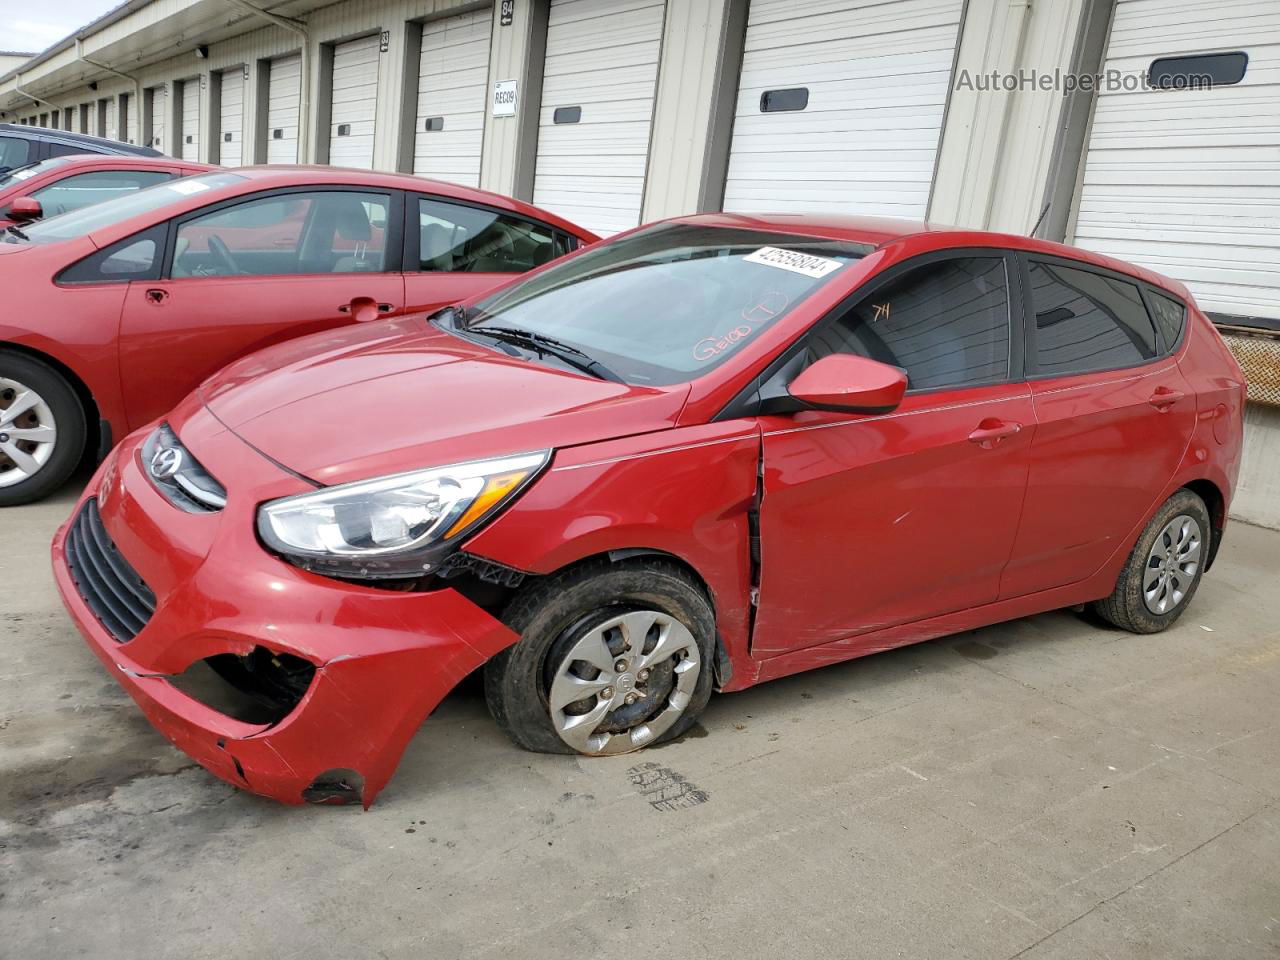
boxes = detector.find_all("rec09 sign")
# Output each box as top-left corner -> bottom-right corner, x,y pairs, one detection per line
492,80 -> 518,117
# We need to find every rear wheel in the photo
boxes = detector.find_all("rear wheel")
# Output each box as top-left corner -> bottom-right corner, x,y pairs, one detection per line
1093,489 -> 1210,634
0,353 -> 86,507
484,560 -> 716,756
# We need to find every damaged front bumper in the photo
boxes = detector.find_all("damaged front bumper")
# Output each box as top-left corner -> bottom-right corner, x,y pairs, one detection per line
51,408 -> 519,807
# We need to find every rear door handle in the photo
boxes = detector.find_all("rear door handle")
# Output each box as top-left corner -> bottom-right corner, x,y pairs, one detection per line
968,419 -> 1022,448
145,288 -> 168,304
1148,388 -> 1185,411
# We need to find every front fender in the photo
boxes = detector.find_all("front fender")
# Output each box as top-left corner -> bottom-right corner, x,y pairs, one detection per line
464,422 -> 762,686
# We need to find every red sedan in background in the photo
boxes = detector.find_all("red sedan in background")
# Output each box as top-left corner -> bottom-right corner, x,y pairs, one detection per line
0,155 -> 213,229
0,167 -> 596,504
51,214 -> 1245,806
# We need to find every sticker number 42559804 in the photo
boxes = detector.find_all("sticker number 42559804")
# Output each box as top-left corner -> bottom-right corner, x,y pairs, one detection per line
743,246 -> 844,279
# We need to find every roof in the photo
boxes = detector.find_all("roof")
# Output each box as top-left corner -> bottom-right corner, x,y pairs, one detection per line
0,52 -> 37,58
671,211 -> 1190,297
223,165 -> 599,240
677,211 -> 939,246
0,123 -> 163,157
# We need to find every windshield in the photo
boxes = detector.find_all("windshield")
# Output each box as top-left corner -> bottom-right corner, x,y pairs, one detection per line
5,172 -> 246,244
458,223 -> 869,385
0,156 -> 74,189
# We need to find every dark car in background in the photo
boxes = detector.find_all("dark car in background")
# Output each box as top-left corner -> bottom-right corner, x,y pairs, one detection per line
0,123 -> 163,175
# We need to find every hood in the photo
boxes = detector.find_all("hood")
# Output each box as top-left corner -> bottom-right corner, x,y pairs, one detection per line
200,316 -> 689,487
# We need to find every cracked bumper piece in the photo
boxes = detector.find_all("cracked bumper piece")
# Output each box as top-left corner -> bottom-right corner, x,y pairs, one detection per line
51,419 -> 519,807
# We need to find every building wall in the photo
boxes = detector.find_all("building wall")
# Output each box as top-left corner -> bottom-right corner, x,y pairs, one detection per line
1236,404 -> 1280,530
640,0 -> 731,221
0,54 -> 33,75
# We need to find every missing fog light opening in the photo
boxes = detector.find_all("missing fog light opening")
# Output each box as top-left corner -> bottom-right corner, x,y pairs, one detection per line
168,646 -> 316,725
304,769 -> 365,805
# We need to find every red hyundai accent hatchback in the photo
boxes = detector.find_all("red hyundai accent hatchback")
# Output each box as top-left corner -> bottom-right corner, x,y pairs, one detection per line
0,167 -> 595,504
52,215 -> 1245,806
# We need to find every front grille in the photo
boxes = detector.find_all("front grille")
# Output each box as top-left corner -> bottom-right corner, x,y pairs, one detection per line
65,498 -> 156,643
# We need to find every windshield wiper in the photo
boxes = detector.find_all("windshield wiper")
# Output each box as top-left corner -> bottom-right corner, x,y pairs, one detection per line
5,224 -> 29,241
469,325 -> 623,383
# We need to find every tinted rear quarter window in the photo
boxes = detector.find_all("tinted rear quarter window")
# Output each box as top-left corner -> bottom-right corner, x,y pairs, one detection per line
1147,291 -> 1187,352
1028,261 -> 1158,375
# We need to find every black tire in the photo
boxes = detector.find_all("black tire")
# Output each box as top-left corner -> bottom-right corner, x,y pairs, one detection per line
484,558 -> 717,755
0,352 -> 86,507
1093,489 -> 1211,634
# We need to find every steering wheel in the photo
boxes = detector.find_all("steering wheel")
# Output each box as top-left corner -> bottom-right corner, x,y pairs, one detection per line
207,234 -> 240,276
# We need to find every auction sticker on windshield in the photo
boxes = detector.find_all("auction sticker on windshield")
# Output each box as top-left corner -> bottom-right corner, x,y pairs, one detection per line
743,246 -> 844,279
168,180 -> 211,195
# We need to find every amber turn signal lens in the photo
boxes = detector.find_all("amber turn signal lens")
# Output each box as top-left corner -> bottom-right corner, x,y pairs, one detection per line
443,470 -> 532,539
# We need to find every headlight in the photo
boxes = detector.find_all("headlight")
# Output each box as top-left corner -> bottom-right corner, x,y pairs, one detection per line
257,450 -> 549,579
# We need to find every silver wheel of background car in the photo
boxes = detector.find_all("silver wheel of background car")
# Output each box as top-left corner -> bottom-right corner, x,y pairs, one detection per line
0,377 -> 58,489
549,609 -> 701,756
1143,514 -> 1202,615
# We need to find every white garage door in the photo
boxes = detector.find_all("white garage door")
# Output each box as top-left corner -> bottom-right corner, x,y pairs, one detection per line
532,0 -> 666,236
149,86 -> 166,151
180,79 -> 201,160
220,69 -> 245,166
267,54 -> 302,163
1072,0 -> 1280,322
723,0 -> 965,218
329,34 -> 380,168
413,8 -> 492,187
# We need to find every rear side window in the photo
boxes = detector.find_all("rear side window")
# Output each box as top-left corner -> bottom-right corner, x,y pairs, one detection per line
45,142 -> 95,159
1027,261 -> 1157,375
32,170 -> 172,217
1147,291 -> 1187,352
808,256 -> 1011,391
418,197 -> 561,273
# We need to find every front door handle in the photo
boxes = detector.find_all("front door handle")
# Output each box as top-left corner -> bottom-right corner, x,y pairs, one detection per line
338,297 -> 395,323
145,288 -> 168,305
337,302 -> 395,314
1148,387 -> 1185,411
968,419 -> 1022,448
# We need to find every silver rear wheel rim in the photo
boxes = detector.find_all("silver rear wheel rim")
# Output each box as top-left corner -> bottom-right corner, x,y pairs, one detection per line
1143,514 -> 1202,615
548,609 -> 700,756
0,377 -> 58,488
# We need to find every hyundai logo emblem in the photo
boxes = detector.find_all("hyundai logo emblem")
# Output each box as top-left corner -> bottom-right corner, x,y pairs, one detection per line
149,446 -> 184,480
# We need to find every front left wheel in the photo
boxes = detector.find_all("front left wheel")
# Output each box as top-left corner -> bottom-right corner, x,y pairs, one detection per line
484,560 -> 716,756
0,353 -> 86,507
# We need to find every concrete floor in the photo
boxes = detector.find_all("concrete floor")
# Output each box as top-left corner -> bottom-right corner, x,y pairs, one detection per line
3,480 -> 1279,960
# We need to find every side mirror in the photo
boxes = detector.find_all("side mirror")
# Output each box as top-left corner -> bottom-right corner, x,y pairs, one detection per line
8,196 -> 42,223
787,354 -> 907,414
